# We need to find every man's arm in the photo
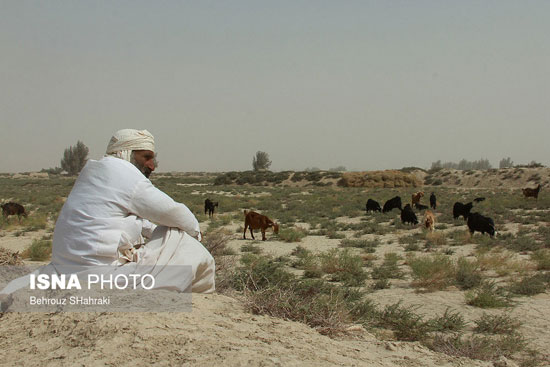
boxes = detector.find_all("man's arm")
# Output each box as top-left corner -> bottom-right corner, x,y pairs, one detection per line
128,180 -> 201,239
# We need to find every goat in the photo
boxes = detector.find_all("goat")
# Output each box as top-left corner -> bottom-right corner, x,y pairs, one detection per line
466,212 -> 496,238
204,198 -> 219,218
383,196 -> 402,213
424,210 -> 435,232
400,204 -> 418,225
522,184 -> 541,200
243,210 -> 279,241
453,201 -> 473,220
411,192 -> 424,207
1,202 -> 27,221
366,199 -> 381,213
414,203 -> 429,211
429,192 -> 437,210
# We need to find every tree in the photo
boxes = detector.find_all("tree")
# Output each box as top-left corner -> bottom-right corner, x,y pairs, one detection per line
61,140 -> 89,175
252,151 -> 272,171
499,157 -> 514,169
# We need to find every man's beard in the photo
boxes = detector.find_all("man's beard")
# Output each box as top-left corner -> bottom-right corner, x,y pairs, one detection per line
130,154 -> 152,178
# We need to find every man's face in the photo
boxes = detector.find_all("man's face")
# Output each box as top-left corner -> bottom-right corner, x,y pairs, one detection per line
131,150 -> 155,178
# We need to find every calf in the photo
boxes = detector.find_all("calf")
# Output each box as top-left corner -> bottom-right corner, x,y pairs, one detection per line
429,192 -> 437,210
522,184 -> 541,200
243,210 -> 279,241
414,203 -> 429,211
1,202 -> 27,221
366,199 -> 381,213
466,212 -> 496,238
453,201 -> 473,220
204,198 -> 219,218
411,191 -> 424,207
424,210 -> 435,232
383,196 -> 402,213
400,204 -> 418,225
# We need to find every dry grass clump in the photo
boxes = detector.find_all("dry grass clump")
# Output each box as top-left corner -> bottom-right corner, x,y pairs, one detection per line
339,170 -> 421,188
531,249 -> 550,270
425,231 -> 447,248
21,239 -> 52,261
202,228 -> 237,292
408,254 -> 456,291
0,247 -> 23,265
476,250 -> 534,277
428,333 -> 527,362
474,313 -> 522,335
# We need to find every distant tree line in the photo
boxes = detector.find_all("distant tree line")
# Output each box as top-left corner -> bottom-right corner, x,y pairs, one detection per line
431,158 -> 492,171
431,157 -> 544,171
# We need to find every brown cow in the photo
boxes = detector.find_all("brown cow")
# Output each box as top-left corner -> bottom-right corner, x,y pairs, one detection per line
424,210 -> 435,232
522,184 -> 541,200
1,202 -> 27,221
411,191 -> 424,207
243,210 -> 279,241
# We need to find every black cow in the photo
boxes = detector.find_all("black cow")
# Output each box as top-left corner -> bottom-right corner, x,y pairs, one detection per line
467,212 -> 496,237
429,192 -> 437,210
453,201 -> 473,220
414,203 -> 429,211
400,204 -> 418,225
1,202 -> 27,221
204,198 -> 219,218
383,196 -> 402,213
474,197 -> 486,203
366,199 -> 381,213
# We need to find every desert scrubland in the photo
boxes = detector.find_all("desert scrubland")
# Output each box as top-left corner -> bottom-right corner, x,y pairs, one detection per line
1,167 -> 549,367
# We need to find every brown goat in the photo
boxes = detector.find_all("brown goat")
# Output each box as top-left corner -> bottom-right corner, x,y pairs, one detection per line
243,210 -> 279,241
1,202 -> 27,222
424,210 -> 435,232
411,191 -> 424,206
522,184 -> 541,200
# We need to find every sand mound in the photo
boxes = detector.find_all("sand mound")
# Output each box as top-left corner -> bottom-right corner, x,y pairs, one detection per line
0,293 -> 492,367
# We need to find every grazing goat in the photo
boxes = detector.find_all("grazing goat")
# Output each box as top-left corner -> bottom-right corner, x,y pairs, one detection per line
411,192 -> 424,207
400,204 -> 418,225
383,196 -> 402,213
366,199 -> 381,213
522,184 -> 541,200
1,202 -> 27,221
424,210 -> 435,232
243,210 -> 279,241
414,203 -> 429,211
474,197 -> 486,203
467,212 -> 496,238
204,198 -> 219,218
429,192 -> 437,210
453,201 -> 473,220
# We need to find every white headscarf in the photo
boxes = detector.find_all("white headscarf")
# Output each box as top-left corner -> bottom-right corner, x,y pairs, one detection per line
105,129 -> 155,162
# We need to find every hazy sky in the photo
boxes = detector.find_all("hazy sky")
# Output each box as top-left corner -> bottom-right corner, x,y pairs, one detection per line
1,1 -> 549,173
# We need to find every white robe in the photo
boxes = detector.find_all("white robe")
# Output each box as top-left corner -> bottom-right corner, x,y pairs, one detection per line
1,156 -> 214,295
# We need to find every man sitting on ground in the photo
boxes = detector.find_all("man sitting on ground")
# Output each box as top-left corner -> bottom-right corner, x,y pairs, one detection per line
1,129 -> 215,298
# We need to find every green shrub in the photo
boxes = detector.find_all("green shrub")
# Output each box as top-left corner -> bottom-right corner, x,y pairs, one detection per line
508,274 -> 547,296
455,257 -> 483,290
278,227 -> 307,242
408,254 -> 455,291
371,253 -> 404,280
320,249 -> 368,287
377,301 -> 431,341
241,243 -> 263,254
531,249 -> 550,270
21,239 -> 52,261
474,313 -> 522,335
466,281 -> 513,308
427,308 -> 466,332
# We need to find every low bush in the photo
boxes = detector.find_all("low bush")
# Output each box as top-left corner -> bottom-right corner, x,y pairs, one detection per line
408,254 -> 455,291
474,313 -> 522,335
